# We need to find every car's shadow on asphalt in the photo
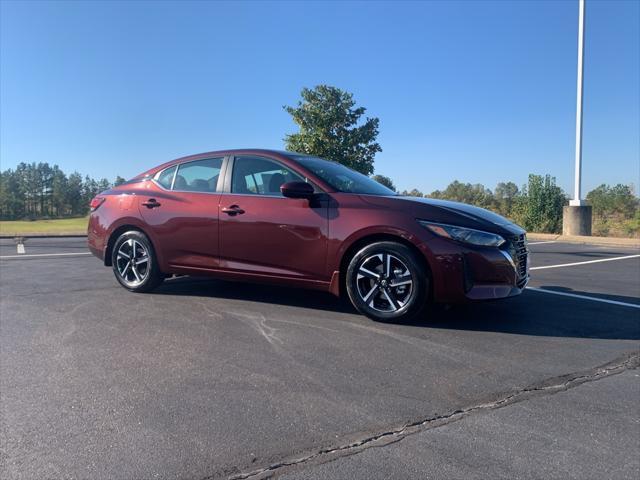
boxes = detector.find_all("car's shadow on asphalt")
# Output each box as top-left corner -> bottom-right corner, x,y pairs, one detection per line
155,277 -> 640,341
156,276 -> 355,314
418,287 -> 640,341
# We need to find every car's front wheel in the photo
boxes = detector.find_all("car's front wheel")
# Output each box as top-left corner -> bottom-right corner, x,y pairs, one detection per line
346,241 -> 429,322
111,230 -> 164,292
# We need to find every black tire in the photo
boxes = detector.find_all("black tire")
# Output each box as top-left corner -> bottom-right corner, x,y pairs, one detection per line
111,230 -> 164,293
345,241 -> 429,322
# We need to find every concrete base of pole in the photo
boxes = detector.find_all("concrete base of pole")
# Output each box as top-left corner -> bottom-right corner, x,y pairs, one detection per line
563,205 -> 592,236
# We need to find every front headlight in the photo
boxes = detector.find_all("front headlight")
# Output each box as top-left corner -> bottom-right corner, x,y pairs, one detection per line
418,221 -> 505,247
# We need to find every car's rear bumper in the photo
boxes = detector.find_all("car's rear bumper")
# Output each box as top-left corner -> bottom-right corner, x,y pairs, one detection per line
87,214 -> 106,262
88,241 -> 104,261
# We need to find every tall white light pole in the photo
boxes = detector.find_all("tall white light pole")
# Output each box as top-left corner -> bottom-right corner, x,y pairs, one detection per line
570,0 -> 586,206
563,0 -> 592,235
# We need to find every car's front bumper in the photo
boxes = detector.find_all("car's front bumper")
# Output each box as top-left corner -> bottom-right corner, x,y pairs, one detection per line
417,235 -> 530,303
464,276 -> 529,300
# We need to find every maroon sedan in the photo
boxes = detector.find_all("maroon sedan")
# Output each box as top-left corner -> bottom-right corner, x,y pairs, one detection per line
88,149 -> 529,322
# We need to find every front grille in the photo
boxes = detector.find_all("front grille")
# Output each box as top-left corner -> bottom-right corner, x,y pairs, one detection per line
510,234 -> 529,288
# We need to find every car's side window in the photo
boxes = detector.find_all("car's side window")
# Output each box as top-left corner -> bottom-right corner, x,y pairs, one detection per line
154,165 -> 177,189
231,156 -> 304,196
174,158 -> 223,193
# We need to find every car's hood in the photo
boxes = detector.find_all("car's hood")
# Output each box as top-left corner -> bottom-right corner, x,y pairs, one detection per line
359,195 -> 525,237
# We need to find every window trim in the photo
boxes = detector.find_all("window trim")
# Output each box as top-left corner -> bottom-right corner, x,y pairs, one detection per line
152,157 -> 227,194
224,155 -> 323,197
152,165 -> 178,191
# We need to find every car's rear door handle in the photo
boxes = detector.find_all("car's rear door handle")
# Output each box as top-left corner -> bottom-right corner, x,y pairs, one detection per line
141,199 -> 161,208
221,205 -> 245,216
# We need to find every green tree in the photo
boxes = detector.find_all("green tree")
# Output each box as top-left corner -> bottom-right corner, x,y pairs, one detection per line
0,170 -> 23,219
50,165 -> 69,216
428,181 -> 495,210
494,181 -> 519,217
97,178 -> 111,193
284,85 -> 381,175
82,176 -> 98,211
114,175 -> 126,186
66,172 -> 84,216
401,188 -> 424,197
18,163 -> 38,216
38,162 -> 53,216
512,174 -> 566,233
0,170 -> 14,219
371,174 -> 396,192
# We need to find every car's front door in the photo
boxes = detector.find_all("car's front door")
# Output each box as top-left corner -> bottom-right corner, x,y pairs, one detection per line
218,155 -> 329,280
138,157 -> 224,269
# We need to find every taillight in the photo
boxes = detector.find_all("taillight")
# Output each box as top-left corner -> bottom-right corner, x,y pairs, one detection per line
90,196 -> 106,211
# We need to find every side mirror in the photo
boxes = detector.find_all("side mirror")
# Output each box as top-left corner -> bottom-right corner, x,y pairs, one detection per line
281,181 -> 314,199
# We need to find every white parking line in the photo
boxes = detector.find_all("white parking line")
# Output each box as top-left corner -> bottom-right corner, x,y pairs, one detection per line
530,254 -> 640,271
526,287 -> 640,309
527,241 -> 557,245
16,243 -> 25,254
0,252 -> 92,259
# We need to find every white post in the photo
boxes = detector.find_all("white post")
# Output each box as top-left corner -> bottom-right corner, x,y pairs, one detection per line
570,0 -> 586,206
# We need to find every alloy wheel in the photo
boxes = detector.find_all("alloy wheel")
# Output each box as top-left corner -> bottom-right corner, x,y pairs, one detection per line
115,238 -> 150,287
355,253 -> 413,312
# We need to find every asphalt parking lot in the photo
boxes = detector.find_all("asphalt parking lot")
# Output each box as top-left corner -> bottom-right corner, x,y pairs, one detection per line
1,237 -> 639,479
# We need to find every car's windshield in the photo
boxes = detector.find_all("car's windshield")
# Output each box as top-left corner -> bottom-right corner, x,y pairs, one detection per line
291,155 -> 397,196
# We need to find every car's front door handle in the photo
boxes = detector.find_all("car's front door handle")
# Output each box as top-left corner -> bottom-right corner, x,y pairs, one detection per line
141,199 -> 161,209
221,205 -> 245,216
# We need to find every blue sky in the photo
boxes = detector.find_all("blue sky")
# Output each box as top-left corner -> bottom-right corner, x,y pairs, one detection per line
1,0 -> 638,195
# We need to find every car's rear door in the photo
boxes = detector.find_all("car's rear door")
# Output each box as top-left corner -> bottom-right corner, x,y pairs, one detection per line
218,155 -> 329,280
138,157 -> 225,270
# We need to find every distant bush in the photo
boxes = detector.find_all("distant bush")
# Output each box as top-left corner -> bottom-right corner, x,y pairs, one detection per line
623,210 -> 640,237
592,219 -> 611,237
587,184 -> 639,238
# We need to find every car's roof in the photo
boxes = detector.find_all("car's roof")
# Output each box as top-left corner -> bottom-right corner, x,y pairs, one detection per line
179,148 -> 298,157
137,148 -> 304,178
170,148 -> 300,164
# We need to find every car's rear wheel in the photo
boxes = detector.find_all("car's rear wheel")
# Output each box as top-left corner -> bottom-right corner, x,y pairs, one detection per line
346,241 -> 429,322
111,230 -> 164,292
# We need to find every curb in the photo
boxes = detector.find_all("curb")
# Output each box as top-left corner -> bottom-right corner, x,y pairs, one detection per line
527,233 -> 640,248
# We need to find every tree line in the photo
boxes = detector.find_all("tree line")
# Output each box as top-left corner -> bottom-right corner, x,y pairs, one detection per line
0,162 -> 125,220
1,161 -> 637,236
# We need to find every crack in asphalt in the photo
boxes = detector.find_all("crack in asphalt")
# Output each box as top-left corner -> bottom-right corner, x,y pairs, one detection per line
220,352 -> 640,480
